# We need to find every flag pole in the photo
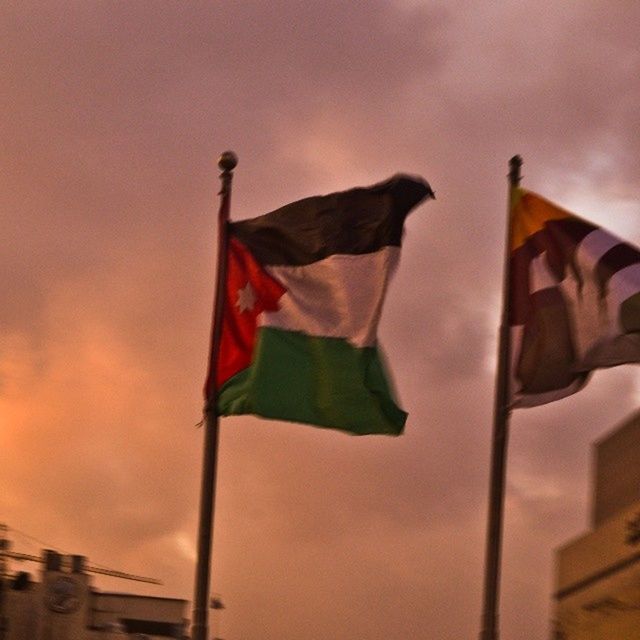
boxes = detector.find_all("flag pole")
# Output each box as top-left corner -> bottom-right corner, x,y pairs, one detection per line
479,155 -> 522,640
191,150 -> 238,640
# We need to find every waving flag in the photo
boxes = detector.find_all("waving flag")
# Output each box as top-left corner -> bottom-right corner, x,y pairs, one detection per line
509,188 -> 640,407
204,175 -> 434,434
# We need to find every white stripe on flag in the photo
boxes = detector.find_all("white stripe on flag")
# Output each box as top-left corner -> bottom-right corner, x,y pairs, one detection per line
609,263 -> 640,312
561,229 -> 625,357
262,247 -> 399,347
530,252 -> 557,293
575,228 -> 620,273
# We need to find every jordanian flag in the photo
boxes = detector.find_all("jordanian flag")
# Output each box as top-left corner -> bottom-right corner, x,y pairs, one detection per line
509,188 -> 640,407
204,175 -> 434,435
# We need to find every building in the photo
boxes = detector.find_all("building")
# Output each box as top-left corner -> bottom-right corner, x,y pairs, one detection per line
554,410 -> 640,639
1,547 -> 188,640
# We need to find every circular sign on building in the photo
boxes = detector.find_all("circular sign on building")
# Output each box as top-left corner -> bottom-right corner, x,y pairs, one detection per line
45,576 -> 82,614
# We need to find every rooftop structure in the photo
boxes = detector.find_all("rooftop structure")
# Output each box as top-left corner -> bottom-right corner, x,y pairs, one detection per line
1,542 -> 188,640
554,411 -> 640,639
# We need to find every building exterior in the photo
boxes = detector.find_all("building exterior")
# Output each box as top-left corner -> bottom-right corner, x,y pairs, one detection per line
1,549 -> 188,640
554,410 -> 640,639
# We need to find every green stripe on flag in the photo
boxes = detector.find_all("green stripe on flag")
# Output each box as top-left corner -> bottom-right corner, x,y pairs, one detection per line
217,327 -> 407,435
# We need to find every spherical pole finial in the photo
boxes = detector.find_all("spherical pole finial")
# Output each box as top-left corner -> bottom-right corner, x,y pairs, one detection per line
218,151 -> 238,173
508,155 -> 523,187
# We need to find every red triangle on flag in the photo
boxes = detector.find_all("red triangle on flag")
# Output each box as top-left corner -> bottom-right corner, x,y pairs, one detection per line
206,236 -> 286,397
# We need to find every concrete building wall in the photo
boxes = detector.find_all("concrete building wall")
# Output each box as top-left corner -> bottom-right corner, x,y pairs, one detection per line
3,552 -> 187,640
554,500 -> 640,638
4,582 -> 40,640
592,410 -> 640,527
91,593 -> 187,638
555,409 -> 640,639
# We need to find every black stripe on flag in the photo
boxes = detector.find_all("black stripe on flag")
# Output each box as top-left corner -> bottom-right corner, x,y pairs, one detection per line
231,175 -> 433,267
595,243 -> 640,296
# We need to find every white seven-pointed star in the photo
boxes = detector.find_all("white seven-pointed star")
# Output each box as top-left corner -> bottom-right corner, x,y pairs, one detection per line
236,281 -> 256,313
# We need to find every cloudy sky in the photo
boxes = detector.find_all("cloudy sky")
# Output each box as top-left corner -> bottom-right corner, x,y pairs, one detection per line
2,2 -> 640,638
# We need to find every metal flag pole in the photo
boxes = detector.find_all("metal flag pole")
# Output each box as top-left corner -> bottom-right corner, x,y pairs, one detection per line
192,151 -> 238,640
479,155 -> 522,640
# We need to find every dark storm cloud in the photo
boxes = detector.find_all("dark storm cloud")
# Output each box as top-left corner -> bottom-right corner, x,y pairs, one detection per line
2,1 -> 640,639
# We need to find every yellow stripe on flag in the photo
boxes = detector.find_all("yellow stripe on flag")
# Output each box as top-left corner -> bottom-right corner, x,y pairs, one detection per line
510,188 -> 572,251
